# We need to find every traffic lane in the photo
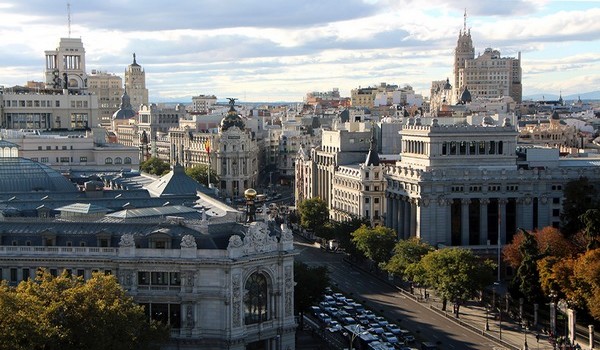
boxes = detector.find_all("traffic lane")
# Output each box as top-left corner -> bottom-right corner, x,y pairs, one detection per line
295,240 -> 497,350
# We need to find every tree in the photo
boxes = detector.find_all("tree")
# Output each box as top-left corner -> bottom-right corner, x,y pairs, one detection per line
384,237 -> 434,281
185,164 -> 219,186
417,248 -> 495,314
579,209 -> 600,250
503,226 -> 575,269
328,216 -> 370,260
513,229 -> 543,303
0,270 -> 169,350
573,248 -> 600,320
294,261 -> 329,329
140,157 -> 171,176
297,198 -> 329,236
351,225 -> 397,267
561,177 -> 598,236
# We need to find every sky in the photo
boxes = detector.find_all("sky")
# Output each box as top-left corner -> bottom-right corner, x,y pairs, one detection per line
0,0 -> 599,102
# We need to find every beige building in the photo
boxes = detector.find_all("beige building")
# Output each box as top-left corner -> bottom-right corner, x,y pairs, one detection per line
191,95 -> 218,113
0,128 -> 139,171
87,71 -> 123,128
0,87 -> 99,130
44,38 -> 87,91
124,54 -> 149,111
453,13 -> 522,103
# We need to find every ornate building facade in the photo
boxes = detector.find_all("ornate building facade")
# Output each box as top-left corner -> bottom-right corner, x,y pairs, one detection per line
385,118 -> 600,248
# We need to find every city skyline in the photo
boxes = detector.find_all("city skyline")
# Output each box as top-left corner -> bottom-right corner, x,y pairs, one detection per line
0,0 -> 599,102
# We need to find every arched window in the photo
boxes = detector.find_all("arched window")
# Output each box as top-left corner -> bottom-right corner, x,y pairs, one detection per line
124,157 -> 132,164
244,272 -> 269,325
105,157 -> 113,164
114,157 -> 122,164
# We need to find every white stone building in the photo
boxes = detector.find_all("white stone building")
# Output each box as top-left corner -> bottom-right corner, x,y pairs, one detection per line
385,118 -> 600,249
44,38 -> 87,91
124,54 -> 149,111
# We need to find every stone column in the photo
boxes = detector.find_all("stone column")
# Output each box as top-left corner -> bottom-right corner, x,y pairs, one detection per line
392,195 -> 398,235
443,199 -> 452,245
461,198 -> 470,246
403,197 -> 410,238
397,197 -> 404,238
538,196 -> 550,228
567,308 -> 576,345
385,193 -> 392,228
515,198 -> 524,229
589,325 -> 594,350
522,196 -> 534,231
409,199 -> 417,237
480,199 -> 489,245
499,199 -> 507,245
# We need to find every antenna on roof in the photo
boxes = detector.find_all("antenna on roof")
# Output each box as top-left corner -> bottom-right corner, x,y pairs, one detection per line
463,8 -> 467,33
67,2 -> 72,38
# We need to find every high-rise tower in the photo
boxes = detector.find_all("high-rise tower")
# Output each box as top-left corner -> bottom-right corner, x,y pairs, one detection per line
453,10 -> 474,103
124,53 -> 149,111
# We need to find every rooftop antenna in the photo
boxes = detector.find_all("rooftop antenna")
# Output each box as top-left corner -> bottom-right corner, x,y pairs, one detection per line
67,2 -> 71,38
463,8 -> 467,33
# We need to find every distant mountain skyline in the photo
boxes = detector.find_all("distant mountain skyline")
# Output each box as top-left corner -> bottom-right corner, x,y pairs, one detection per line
523,90 -> 600,102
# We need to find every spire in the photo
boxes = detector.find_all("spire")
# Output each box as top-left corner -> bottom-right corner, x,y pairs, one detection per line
463,8 -> 467,33
133,53 -> 136,65
364,124 -> 380,166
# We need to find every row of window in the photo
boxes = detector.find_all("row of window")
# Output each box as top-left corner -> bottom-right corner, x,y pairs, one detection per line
0,267 -> 111,285
105,157 -> 132,165
30,156 -> 88,163
4,100 -> 60,108
441,141 -> 504,156
451,184 -> 519,192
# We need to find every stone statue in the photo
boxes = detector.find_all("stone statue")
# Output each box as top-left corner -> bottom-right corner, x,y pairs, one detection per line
119,233 -> 135,247
228,234 -> 244,249
181,234 -> 197,249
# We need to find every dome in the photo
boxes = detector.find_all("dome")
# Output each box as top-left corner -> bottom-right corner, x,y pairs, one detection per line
0,157 -> 77,192
220,100 -> 245,131
112,90 -> 137,120
443,78 -> 452,90
460,87 -> 472,104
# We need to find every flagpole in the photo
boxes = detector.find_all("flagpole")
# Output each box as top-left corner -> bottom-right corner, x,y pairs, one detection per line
206,139 -> 211,187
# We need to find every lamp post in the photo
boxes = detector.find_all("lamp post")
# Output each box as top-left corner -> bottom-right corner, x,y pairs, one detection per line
343,324 -> 360,350
549,290 -> 557,337
485,305 -> 490,331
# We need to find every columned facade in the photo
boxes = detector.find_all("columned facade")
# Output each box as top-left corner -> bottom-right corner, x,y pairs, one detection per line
384,119 -> 600,249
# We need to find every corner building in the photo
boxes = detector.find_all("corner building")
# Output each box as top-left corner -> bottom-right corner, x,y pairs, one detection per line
385,118 -> 600,248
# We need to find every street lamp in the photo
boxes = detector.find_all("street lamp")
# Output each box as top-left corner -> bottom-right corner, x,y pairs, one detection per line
343,324 -> 360,350
549,290 -> 558,337
485,306 -> 490,331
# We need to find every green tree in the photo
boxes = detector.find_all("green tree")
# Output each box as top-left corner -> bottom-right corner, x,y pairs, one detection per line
297,197 -> 329,236
351,225 -> 396,267
185,164 -> 219,186
512,229 -> 543,303
294,261 -> 329,329
561,177 -> 598,236
0,270 -> 169,350
417,248 -> 495,314
328,216 -> 370,260
384,237 -> 434,281
140,157 -> 171,176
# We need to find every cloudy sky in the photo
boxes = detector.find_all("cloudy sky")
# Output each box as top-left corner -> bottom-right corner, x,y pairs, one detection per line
0,0 -> 598,102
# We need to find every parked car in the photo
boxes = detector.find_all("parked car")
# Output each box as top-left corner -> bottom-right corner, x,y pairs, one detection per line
375,316 -> 389,327
341,316 -> 358,325
382,332 -> 400,345
368,326 -> 385,335
327,320 -> 343,333
386,324 -> 402,335
356,314 -> 370,325
333,293 -> 346,302
317,313 -> 332,325
399,330 -> 415,343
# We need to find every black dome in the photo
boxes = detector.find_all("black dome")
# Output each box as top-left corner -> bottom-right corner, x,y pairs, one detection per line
460,87 -> 472,104
220,104 -> 245,131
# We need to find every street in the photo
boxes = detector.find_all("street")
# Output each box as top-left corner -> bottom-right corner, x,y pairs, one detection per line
295,239 -> 502,350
